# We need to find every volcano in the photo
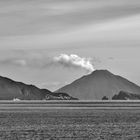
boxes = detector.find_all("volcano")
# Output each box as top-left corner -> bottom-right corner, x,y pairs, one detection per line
56,70 -> 140,100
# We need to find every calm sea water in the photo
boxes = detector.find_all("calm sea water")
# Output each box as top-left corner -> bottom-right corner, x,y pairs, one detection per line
0,101 -> 140,139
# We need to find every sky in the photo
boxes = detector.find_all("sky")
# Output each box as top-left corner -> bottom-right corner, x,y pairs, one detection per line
0,0 -> 140,91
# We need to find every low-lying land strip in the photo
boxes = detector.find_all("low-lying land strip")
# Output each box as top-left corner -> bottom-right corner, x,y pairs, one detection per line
0,100 -> 140,110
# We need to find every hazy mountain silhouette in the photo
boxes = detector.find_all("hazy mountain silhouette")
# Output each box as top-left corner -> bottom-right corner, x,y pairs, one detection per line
112,91 -> 140,100
0,76 -> 77,100
57,70 -> 140,100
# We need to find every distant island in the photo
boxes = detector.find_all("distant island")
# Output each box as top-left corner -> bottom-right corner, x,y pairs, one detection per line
56,70 -> 140,100
0,76 -> 77,100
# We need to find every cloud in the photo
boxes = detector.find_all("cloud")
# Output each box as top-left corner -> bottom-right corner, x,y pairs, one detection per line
0,53 -> 95,73
0,58 -> 27,67
53,54 -> 94,72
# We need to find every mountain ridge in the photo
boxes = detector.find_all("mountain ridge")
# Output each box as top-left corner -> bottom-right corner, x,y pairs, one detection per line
0,75 -> 77,100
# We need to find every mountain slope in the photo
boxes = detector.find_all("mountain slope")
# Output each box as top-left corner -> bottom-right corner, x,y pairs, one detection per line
56,70 -> 140,100
0,76 -> 76,100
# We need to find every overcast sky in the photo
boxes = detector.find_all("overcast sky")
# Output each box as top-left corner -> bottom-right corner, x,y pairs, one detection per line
0,0 -> 140,91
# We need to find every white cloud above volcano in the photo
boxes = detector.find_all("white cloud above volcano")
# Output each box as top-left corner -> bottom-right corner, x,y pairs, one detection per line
53,54 -> 94,73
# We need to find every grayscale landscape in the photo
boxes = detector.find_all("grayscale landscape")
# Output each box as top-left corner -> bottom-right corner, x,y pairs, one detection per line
0,0 -> 140,139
